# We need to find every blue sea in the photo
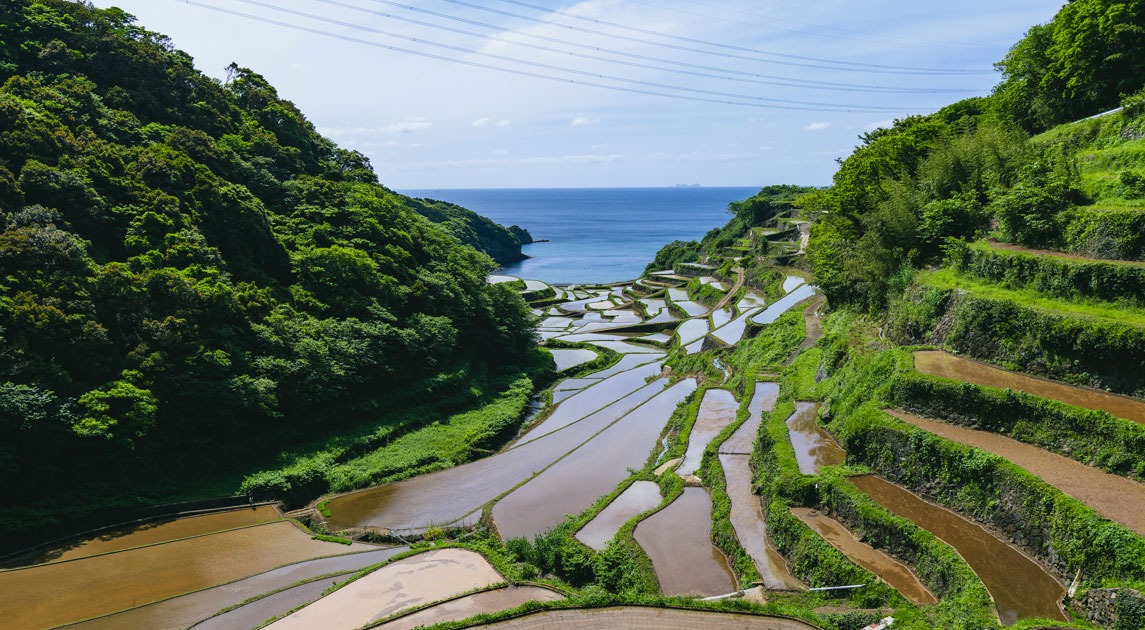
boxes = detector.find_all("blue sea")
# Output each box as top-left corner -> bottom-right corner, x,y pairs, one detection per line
400,187 -> 759,284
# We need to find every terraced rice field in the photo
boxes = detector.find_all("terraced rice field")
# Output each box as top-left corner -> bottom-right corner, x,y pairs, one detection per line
0,520 -> 366,629
376,586 -> 565,629
479,606 -> 821,629
851,475 -> 1066,624
784,402 -> 845,475
790,508 -> 935,605
887,409 -> 1145,537
265,548 -> 503,630
752,284 -> 818,326
548,348 -> 597,372
493,380 -> 696,540
575,481 -> 663,551
634,487 -> 737,597
678,389 -> 738,476
913,350 -> 1145,424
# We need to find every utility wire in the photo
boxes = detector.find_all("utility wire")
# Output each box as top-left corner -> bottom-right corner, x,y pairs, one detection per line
215,0 -> 918,112
329,0 -> 978,94
444,0 -> 991,75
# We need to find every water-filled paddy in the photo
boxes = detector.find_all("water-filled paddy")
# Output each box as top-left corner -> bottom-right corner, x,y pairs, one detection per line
913,350 -> 1145,424
887,410 -> 1145,537
782,275 -> 805,294
790,508 -> 935,605
3,505 -> 280,568
634,487 -> 737,596
0,521 -> 364,629
710,308 -> 762,346
584,353 -> 659,380
494,380 -> 695,540
549,348 -> 597,372
324,379 -> 671,531
676,319 -> 710,345
376,586 -> 565,630
719,384 -> 778,455
575,481 -> 663,551
784,402 -> 845,475
479,606 -> 820,629
711,307 -> 734,328
265,548 -> 503,630
752,284 -> 818,325
674,301 -> 710,317
721,453 -> 802,590
678,389 -> 738,476
851,475 -> 1067,624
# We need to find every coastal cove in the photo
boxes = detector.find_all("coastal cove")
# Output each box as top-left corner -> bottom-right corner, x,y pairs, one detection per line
400,187 -> 758,284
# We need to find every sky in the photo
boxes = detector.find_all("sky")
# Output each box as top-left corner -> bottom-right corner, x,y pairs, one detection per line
87,0 -> 1065,189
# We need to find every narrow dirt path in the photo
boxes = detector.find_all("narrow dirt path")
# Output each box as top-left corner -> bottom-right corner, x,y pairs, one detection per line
713,267 -> 745,311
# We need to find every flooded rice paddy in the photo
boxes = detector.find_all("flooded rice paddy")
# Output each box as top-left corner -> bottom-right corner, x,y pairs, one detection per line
790,508 -> 935,605
325,378 -> 670,531
479,606 -> 821,629
3,505 -> 280,568
913,350 -> 1145,424
73,547 -> 405,630
634,487 -> 737,596
494,380 -> 696,541
676,319 -> 711,345
782,275 -> 805,294
851,475 -> 1067,624
678,389 -> 739,476
784,402 -> 845,475
377,586 -> 565,630
265,548 -> 503,630
752,284 -> 818,326
675,300 -> 711,317
722,453 -> 802,590
575,481 -> 663,551
719,383 -> 779,455
711,307 -> 735,328
710,308 -> 762,346
549,348 -> 598,372
0,521 -> 365,629
887,410 -> 1145,537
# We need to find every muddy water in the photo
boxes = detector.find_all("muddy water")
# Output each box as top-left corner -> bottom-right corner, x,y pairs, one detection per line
678,389 -> 739,476
515,361 -> 664,446
785,402 -> 845,475
575,481 -> 663,551
325,379 -> 670,531
480,606 -> 820,629
0,521 -> 363,629
634,487 -> 737,596
549,348 -> 597,372
888,410 -> 1145,538
494,380 -> 697,540
790,508 -> 935,605
751,284 -> 818,326
377,586 -> 565,630
720,384 -> 779,455
721,454 -> 802,590
3,506 -> 280,568
73,547 -> 405,630
851,475 -> 1067,624
265,548 -> 503,630
913,350 -> 1145,424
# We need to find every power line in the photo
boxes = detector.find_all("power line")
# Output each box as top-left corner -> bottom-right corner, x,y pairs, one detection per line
446,0 -> 991,75
322,0 -> 979,94
211,0 -> 920,112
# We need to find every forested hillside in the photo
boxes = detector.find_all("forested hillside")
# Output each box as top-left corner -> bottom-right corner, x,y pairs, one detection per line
0,0 -> 540,536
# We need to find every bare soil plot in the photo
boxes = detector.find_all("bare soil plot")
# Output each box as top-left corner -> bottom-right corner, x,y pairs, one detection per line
913,350 -> 1145,424
265,548 -> 502,630
3,506 -> 280,568
851,475 -> 1066,625
71,547 -> 405,630
376,586 -> 565,630
887,409 -> 1145,538
790,508 -> 935,605
634,487 -> 736,597
0,521 -> 364,629
480,606 -> 821,629
784,402 -> 845,475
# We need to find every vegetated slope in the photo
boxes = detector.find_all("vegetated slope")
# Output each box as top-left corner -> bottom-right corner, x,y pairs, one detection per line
0,1 -> 540,536
405,196 -> 533,265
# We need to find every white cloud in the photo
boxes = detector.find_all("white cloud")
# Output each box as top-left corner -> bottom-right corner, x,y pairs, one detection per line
572,116 -> 600,126
759,144 -> 775,151
471,117 -> 492,127
488,148 -> 509,156
496,119 -> 511,127
383,116 -> 432,133
864,119 -> 896,131
805,121 -> 832,131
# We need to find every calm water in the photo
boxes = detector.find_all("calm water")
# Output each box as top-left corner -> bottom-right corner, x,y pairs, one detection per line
400,187 -> 758,284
